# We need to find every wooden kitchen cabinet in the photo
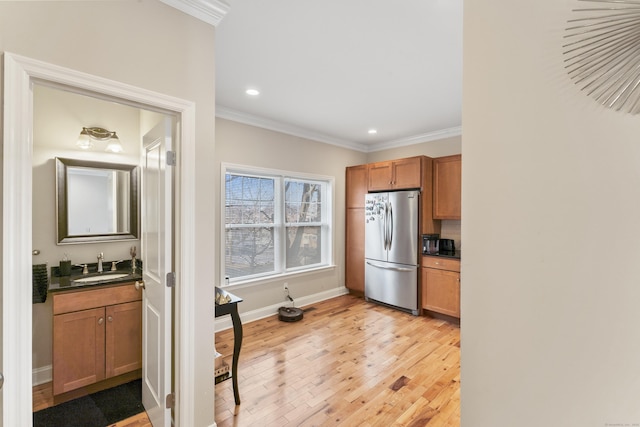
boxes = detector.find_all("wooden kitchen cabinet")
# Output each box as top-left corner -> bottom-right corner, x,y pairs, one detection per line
421,256 -> 460,318
433,154 -> 461,219
345,165 -> 368,293
52,282 -> 142,395
346,157 -> 440,293
346,164 -> 368,208
367,156 -> 422,191
345,208 -> 365,292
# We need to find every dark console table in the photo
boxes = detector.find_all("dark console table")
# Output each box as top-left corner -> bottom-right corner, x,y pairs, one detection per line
215,287 -> 243,405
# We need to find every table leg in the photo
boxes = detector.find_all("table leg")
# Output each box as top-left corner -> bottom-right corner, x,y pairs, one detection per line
230,308 -> 243,405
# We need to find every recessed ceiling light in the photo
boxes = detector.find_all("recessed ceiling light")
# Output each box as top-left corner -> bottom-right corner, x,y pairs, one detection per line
368,129 -> 378,135
246,88 -> 260,96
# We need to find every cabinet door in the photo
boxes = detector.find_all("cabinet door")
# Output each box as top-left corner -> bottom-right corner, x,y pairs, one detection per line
345,207 -> 365,292
422,268 -> 460,318
346,165 -> 368,208
367,161 -> 393,191
433,155 -> 462,219
53,307 -> 106,395
106,301 -> 142,378
392,157 -> 422,190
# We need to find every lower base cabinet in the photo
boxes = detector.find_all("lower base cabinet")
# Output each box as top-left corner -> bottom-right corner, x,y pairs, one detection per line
421,257 -> 460,318
52,282 -> 142,396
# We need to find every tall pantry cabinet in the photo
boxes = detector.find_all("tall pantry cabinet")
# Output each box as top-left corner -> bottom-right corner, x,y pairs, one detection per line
345,164 -> 367,293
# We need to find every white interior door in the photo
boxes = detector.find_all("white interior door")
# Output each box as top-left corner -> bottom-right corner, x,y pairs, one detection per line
141,118 -> 173,426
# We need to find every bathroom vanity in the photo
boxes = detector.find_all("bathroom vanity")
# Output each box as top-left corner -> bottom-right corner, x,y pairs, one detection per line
51,280 -> 142,397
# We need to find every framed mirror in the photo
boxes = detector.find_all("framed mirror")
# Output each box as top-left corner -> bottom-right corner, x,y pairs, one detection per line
56,157 -> 139,244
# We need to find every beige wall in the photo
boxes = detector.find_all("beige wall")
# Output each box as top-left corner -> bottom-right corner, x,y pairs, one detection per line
1,2 -> 217,425
215,118 -> 367,312
462,0 -> 640,426
215,119 -> 463,312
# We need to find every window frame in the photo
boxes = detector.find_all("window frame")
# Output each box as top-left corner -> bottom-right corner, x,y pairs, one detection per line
221,162 -> 334,286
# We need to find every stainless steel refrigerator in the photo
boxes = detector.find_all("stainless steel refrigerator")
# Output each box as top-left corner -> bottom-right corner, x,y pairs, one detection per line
364,190 -> 419,315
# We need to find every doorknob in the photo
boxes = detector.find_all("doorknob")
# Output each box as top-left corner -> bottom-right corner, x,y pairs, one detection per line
0,372 -> 4,390
135,280 -> 146,290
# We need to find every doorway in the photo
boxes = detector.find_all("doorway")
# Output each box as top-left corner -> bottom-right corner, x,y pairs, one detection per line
31,84 -> 171,423
2,53 -> 197,426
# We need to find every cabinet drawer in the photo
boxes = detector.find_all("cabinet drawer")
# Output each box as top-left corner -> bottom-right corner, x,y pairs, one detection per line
422,256 -> 460,272
53,282 -> 142,315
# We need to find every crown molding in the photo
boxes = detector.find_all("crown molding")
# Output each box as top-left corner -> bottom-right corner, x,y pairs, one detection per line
215,106 -> 370,152
216,106 -> 462,153
160,0 -> 230,26
368,126 -> 463,152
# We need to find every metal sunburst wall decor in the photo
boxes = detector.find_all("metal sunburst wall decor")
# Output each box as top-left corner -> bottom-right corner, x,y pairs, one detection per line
564,0 -> 640,114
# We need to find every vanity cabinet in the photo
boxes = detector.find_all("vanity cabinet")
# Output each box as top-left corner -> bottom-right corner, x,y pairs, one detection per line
421,256 -> 460,318
52,282 -> 142,396
433,154 -> 462,220
367,156 -> 422,191
345,165 -> 367,293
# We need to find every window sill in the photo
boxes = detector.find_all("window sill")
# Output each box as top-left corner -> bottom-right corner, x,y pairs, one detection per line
221,265 -> 336,291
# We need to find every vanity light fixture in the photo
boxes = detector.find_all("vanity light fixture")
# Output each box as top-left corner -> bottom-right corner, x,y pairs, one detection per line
76,127 -> 124,153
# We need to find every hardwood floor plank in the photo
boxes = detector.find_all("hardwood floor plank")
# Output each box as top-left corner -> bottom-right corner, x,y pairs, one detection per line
215,294 -> 460,426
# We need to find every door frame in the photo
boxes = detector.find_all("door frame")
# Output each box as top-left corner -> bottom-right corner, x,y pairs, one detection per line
2,52 -> 197,426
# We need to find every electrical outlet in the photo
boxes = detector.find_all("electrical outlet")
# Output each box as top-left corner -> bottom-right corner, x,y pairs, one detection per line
283,282 -> 289,293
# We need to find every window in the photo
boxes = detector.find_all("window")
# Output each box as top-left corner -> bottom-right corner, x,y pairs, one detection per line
224,165 -> 332,283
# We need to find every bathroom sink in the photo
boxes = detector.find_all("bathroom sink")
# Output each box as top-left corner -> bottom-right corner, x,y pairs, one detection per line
72,273 -> 130,283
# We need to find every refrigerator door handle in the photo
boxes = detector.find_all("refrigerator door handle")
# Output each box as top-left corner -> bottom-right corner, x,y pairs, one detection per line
366,261 -> 415,272
383,201 -> 389,251
388,201 -> 393,250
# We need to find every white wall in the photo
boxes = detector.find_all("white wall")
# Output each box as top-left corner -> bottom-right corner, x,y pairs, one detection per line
1,2 -> 217,425
462,1 -> 640,426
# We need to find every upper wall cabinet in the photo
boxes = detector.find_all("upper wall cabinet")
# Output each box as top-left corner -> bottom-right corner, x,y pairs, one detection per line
367,156 -> 422,192
433,154 -> 461,220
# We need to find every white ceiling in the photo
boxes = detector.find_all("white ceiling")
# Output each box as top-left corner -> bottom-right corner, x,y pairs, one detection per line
214,0 -> 463,152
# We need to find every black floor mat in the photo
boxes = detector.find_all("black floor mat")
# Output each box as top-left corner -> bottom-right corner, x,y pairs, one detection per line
33,379 -> 143,427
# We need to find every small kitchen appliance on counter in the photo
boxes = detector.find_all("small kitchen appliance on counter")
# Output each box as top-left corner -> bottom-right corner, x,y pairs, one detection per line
438,238 -> 456,254
422,234 -> 440,254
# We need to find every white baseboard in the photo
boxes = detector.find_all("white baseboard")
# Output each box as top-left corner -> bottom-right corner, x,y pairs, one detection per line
33,364 -> 52,386
215,287 -> 349,332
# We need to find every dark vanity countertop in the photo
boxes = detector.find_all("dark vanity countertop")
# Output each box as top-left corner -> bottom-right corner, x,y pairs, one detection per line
48,269 -> 143,292
422,250 -> 461,260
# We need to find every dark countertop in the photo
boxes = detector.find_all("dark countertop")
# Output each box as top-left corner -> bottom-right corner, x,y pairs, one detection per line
49,271 -> 143,292
422,250 -> 461,260
48,260 -> 142,292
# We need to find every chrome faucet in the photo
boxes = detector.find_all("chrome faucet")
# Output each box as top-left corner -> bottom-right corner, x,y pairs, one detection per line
97,252 -> 104,273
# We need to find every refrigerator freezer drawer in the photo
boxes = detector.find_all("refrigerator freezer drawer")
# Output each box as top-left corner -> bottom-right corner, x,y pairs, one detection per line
365,260 -> 418,315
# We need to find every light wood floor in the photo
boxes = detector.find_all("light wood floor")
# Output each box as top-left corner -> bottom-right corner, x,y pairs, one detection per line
34,294 -> 460,427
215,294 -> 460,427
